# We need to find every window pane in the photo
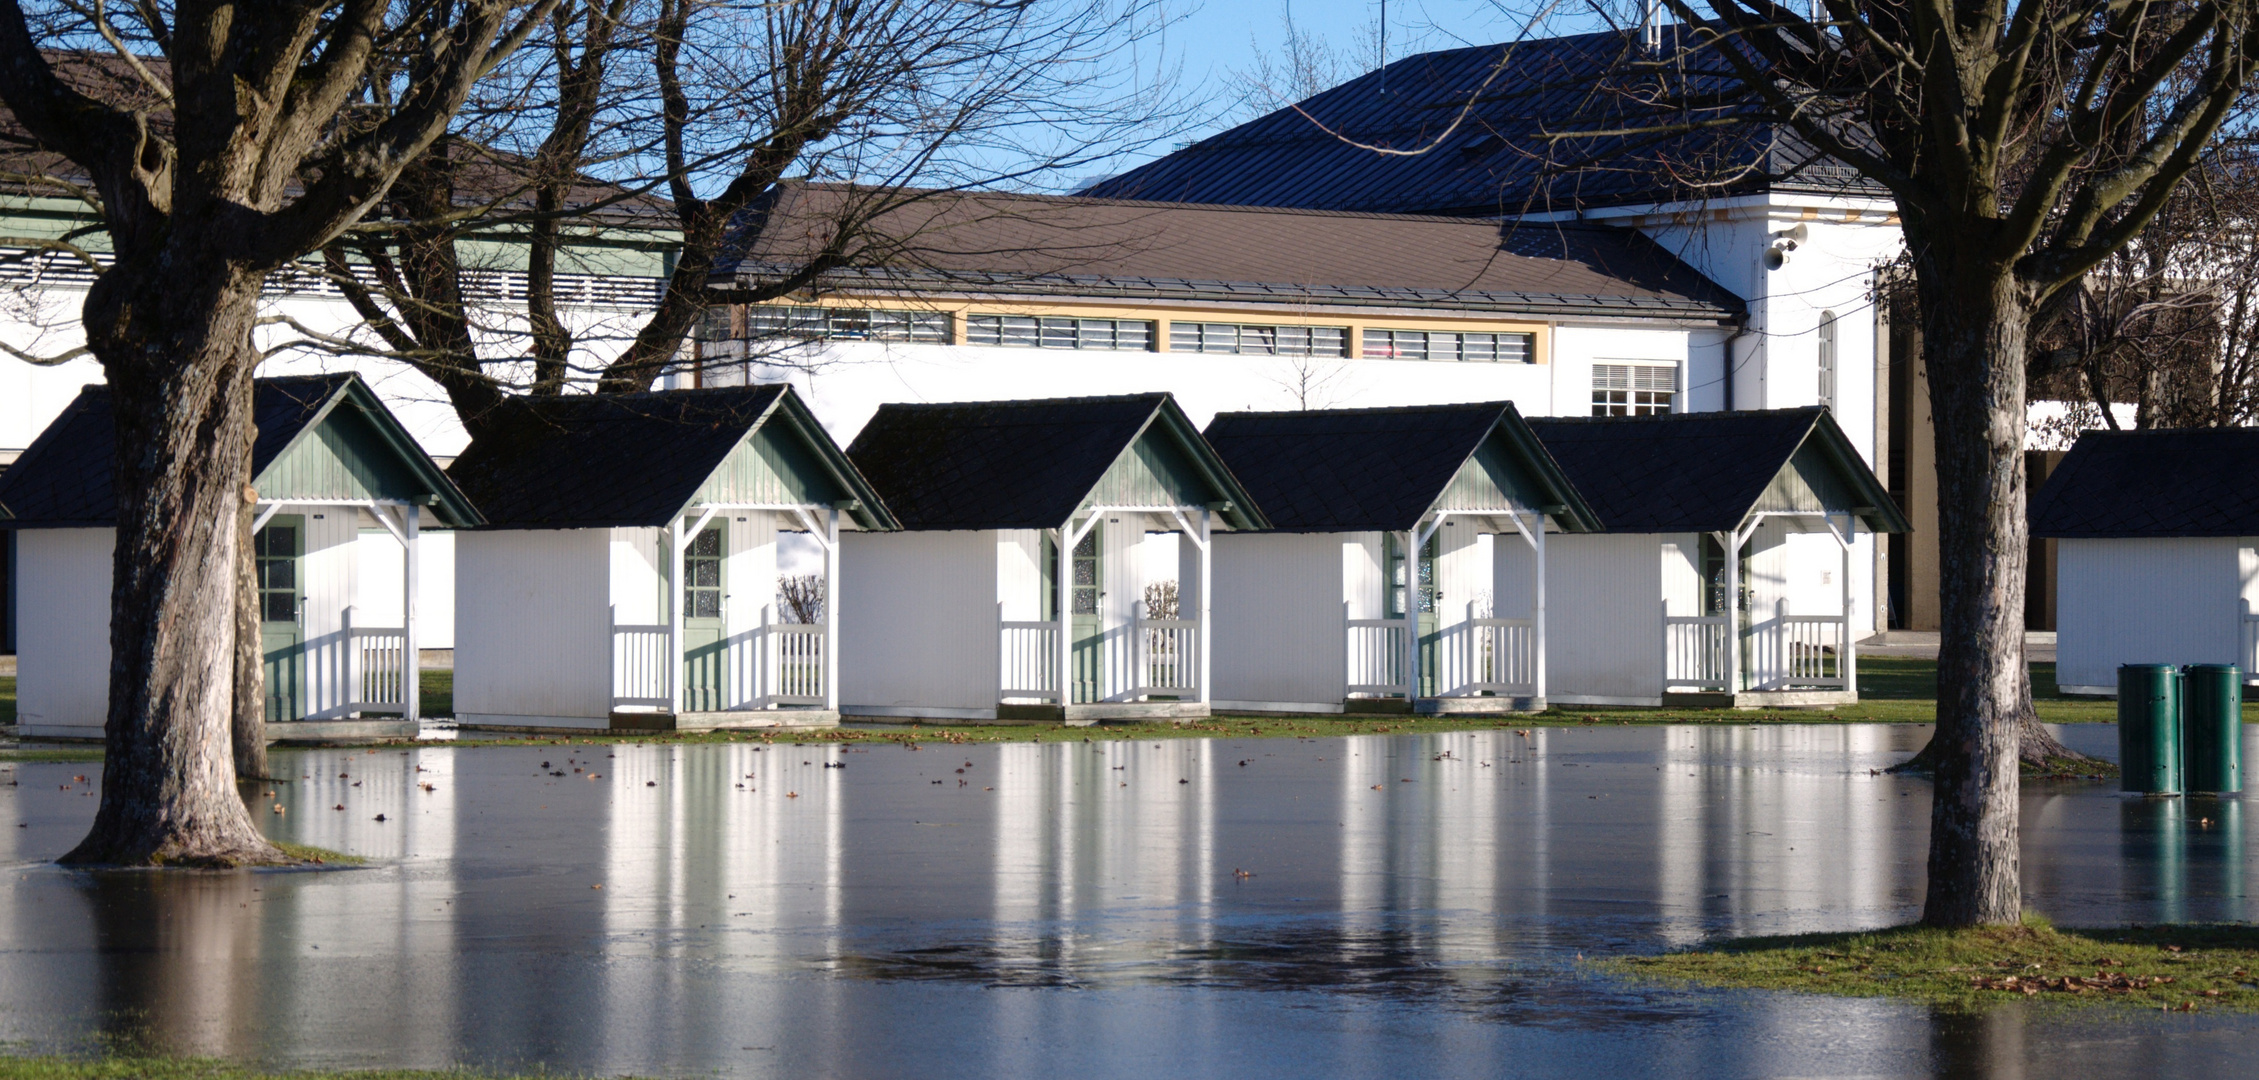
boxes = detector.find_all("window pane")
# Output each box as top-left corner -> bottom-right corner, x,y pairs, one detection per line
1039,318 -> 1076,348
1073,561 -> 1096,587
966,315 -> 1001,345
1463,334 -> 1496,362
263,593 -> 294,622
1169,322 -> 1200,352
1074,532 -> 1097,558
690,560 -> 720,587
690,591 -> 721,618
1072,588 -> 1098,615
1500,332 -> 1533,363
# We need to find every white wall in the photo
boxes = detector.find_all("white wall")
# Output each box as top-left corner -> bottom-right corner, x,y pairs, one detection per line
11,528 -> 112,733
453,529 -> 612,725
2056,537 -> 2246,691
1544,533 -> 1667,705
1429,523 -> 1493,696
1211,532 -> 1350,710
837,530 -> 1001,717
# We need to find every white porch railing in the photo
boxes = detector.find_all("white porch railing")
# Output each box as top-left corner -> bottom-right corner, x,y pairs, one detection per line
768,623 -> 826,705
1347,615 -> 1407,696
1001,615 -> 1062,702
1133,618 -> 1199,697
1663,612 -> 1733,691
1750,614 -> 1850,690
1460,616 -> 1535,695
342,607 -> 409,713
611,608 -> 673,709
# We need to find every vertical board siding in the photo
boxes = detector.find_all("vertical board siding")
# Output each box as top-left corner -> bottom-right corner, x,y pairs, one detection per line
1546,533 -> 1665,701
1494,533 -> 1536,620
838,530 -> 1000,713
258,403 -> 422,502
1436,432 -> 1540,513
297,510 -> 359,719
997,530 -> 1044,621
1089,427 -> 1213,509
691,423 -> 848,507
1343,533 -> 1385,619
13,528 -> 113,730
1099,516 -> 1147,701
454,529 -> 612,721
1212,532 -> 1348,705
609,528 -> 666,625
721,512 -> 782,709
1430,524 -> 1493,695
1660,535 -> 1702,616
2058,537 -> 2240,689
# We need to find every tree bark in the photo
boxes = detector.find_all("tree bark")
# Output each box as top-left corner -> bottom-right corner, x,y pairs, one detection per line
61,260 -> 284,866
231,467 -> 268,782
1913,261 -> 2032,927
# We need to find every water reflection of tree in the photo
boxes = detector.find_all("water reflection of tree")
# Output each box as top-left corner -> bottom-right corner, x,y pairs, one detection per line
80,871 -> 263,1058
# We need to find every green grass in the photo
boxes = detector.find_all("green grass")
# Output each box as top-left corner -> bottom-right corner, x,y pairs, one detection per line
0,1060 -> 570,1080
1602,914 -> 2259,1012
267,842 -> 365,866
1,674 -> 13,727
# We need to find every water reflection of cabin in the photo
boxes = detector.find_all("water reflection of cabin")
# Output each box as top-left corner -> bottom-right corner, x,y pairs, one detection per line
840,393 -> 1266,723
445,386 -> 895,732
1526,408 -> 1908,708
1203,402 -> 1600,714
0,374 -> 479,740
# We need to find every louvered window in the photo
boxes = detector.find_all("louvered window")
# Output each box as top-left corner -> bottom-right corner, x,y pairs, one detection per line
966,315 -> 1152,351
741,305 -> 949,343
1169,322 -> 1347,356
1591,363 -> 1677,415
1361,329 -> 1532,362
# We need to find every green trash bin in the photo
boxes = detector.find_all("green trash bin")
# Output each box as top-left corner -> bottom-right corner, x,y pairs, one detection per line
2120,664 -> 2183,795
2183,664 -> 2242,794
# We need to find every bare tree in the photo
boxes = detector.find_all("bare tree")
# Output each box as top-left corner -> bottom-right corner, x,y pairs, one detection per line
0,0 -> 550,865
777,573 -> 825,625
297,0 -> 1179,437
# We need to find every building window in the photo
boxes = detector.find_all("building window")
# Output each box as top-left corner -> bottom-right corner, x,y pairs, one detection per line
965,314 -> 1152,351
1362,329 -> 1533,362
742,305 -> 949,343
1169,322 -> 1348,356
1592,362 -> 1676,415
1817,310 -> 1838,413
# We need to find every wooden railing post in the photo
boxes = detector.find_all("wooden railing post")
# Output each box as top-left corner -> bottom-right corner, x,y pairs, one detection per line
404,504 -> 420,725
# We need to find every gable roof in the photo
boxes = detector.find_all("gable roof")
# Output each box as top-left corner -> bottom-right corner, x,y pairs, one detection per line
0,374 -> 480,529
1203,402 -> 1600,533
2031,427 -> 2259,539
1082,26 -> 1877,217
719,183 -> 1741,320
445,385 -> 893,530
846,393 -> 1267,531
1526,408 -> 1906,534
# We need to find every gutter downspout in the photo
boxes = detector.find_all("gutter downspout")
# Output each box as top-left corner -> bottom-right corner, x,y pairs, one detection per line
1720,312 -> 1752,413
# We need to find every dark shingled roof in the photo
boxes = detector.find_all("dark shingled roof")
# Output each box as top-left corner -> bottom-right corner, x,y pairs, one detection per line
1526,408 -> 1905,534
1203,402 -> 1599,533
719,183 -> 1741,319
1082,25 -> 1879,217
2031,427 -> 2259,538
0,374 -> 477,528
445,385 -> 893,530
846,393 -> 1266,531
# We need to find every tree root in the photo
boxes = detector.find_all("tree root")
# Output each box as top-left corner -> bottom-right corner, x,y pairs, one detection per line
1890,713 -> 2112,778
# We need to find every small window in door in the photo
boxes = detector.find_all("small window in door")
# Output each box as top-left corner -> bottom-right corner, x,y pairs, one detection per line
256,523 -> 299,622
1385,533 -> 1438,618
684,526 -> 724,618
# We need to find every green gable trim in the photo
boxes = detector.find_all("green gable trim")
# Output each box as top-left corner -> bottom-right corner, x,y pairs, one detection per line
1748,412 -> 1909,534
1429,409 -> 1601,532
683,392 -> 898,530
254,377 -> 483,527
1081,400 -> 1267,530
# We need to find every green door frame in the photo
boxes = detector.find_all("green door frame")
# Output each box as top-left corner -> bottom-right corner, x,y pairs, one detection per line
682,522 -> 728,712
1388,530 -> 1440,697
256,516 -> 306,722
1069,528 -> 1102,704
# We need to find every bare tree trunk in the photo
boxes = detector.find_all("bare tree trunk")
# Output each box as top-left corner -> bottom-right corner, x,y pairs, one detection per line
232,470 -> 268,781
62,264 -> 284,866
1915,266 -> 2031,927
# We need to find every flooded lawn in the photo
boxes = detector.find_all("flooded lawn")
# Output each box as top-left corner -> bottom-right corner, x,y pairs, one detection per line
1,723 -> 2255,1078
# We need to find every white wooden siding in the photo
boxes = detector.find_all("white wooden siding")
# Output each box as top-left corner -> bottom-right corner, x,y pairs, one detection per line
12,528 -> 113,732
295,510 -> 359,720
1098,515 -> 1147,701
720,512 -> 782,709
1660,534 -> 1702,616
1430,524 -> 1493,695
1212,532 -> 1348,708
1494,533 -> 1536,621
838,530 -> 1001,715
609,527 -> 666,625
997,530 -> 1044,621
2058,537 -> 2242,690
1343,533 -> 1385,619
454,529 -> 612,723
357,528 -> 454,649
1546,533 -> 1665,703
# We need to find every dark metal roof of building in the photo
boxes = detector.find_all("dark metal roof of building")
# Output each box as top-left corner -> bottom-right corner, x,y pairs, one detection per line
1203,402 -> 1600,533
719,183 -> 1741,319
0,374 -> 480,528
1526,407 -> 1906,534
2031,427 -> 2259,539
1082,25 -> 1878,216
446,385 -> 893,530
846,393 -> 1267,532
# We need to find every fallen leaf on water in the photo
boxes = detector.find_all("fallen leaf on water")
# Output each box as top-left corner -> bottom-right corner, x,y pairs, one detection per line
273,805 -> 286,814
786,791 -> 799,798
374,813 -> 387,822
333,804 -> 345,811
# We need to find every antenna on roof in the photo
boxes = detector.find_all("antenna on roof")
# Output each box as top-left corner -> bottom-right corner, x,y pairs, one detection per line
1642,2 -> 1662,53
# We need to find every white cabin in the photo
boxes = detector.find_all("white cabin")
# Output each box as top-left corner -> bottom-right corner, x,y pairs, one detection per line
2033,428 -> 2259,693
838,393 -> 1265,722
1528,409 -> 1907,708
447,385 -> 894,732
1203,402 -> 1600,714
0,375 -> 478,740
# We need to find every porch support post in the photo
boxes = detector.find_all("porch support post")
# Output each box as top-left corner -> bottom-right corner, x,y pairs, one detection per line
824,506 -> 840,713
668,518 -> 685,716
1056,522 -> 1073,707
1531,512 -> 1546,704
1403,528 -> 1420,702
1840,515 -> 1857,696
1198,508 -> 1213,707
404,504 -> 420,725
1721,528 -> 1742,695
